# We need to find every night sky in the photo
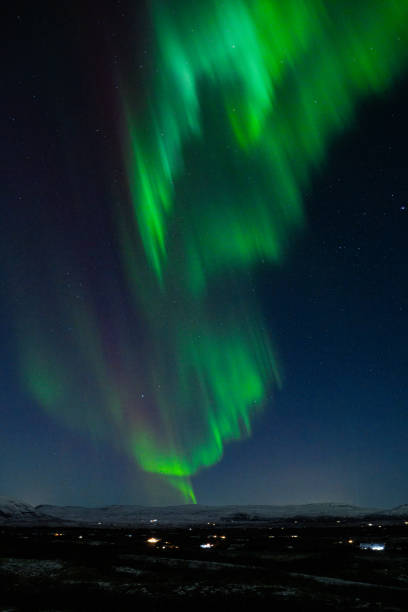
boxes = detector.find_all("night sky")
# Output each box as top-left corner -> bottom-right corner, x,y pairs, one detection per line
2,1 -> 408,508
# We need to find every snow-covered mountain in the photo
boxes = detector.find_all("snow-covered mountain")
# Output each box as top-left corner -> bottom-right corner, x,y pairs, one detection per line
0,497 -> 46,522
2,497 -> 408,526
35,502 -> 381,526
380,504 -> 408,516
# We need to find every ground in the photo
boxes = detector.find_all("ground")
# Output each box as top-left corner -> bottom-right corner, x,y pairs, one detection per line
1,518 -> 408,610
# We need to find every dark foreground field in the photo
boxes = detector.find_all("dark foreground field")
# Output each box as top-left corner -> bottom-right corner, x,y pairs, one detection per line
1,521 -> 408,611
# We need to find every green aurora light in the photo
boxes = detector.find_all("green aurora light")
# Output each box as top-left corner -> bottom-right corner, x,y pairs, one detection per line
17,0 -> 408,503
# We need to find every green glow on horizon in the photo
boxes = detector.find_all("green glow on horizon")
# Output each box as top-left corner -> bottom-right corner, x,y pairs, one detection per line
131,311 -> 279,478
16,0 -> 408,504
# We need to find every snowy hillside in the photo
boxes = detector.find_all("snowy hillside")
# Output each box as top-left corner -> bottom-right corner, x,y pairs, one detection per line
380,505 -> 408,516
0,497 -> 45,522
2,497 -> 408,526
36,502 -> 381,526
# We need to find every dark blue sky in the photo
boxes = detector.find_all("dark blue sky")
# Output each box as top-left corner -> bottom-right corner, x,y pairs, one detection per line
1,2 -> 407,507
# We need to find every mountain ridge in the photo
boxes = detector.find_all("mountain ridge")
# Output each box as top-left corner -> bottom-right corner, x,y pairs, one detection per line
2,497 -> 408,526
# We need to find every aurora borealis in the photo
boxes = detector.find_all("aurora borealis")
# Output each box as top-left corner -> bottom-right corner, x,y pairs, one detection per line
2,1 -> 408,506
119,0 -> 408,500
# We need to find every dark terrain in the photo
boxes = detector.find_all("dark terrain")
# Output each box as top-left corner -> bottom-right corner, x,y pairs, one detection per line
1,518 -> 408,611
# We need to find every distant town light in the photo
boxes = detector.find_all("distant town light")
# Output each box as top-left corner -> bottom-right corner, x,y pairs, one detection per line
150,519 -> 158,523
367,523 -> 373,527
360,542 -> 385,551
147,537 -> 160,544
347,539 -> 354,544
200,543 -> 214,549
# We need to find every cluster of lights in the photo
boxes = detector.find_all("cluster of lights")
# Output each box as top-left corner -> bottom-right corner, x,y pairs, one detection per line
53,532 -> 64,537
200,543 -> 214,549
338,538 -> 387,550
147,537 -> 160,544
360,543 -> 385,551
